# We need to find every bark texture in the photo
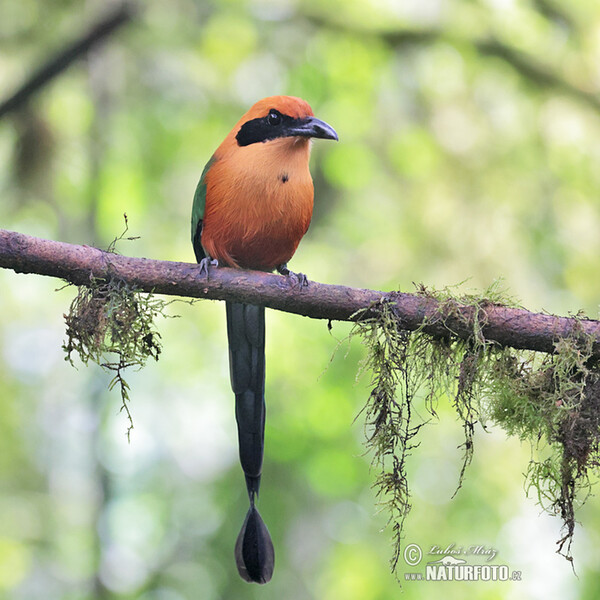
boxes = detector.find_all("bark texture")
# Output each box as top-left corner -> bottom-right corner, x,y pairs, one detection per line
2,228 -> 599,357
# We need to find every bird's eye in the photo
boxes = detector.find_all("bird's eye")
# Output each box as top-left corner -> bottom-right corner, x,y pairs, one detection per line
267,110 -> 281,126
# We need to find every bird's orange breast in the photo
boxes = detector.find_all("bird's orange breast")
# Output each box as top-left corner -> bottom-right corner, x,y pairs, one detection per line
201,137 -> 314,271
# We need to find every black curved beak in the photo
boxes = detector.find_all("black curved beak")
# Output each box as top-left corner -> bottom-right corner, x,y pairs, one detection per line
286,116 -> 338,141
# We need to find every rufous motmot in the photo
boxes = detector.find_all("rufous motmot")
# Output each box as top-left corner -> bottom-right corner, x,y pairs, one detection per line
191,96 -> 337,583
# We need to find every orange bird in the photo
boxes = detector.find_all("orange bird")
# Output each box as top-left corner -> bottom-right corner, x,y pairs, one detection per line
191,96 -> 337,583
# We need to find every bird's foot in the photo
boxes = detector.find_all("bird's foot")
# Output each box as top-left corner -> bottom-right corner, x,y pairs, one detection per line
276,263 -> 308,288
198,257 -> 219,279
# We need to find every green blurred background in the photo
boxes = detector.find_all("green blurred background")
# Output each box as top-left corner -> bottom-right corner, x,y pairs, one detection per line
1,0 -> 600,598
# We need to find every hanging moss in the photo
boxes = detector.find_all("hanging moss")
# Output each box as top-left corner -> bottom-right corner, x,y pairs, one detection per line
353,282 -> 600,575
63,276 -> 167,438
62,219 -> 169,439
489,329 -> 600,563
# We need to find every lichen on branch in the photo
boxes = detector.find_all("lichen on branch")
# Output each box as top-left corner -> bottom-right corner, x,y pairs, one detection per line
353,282 -> 600,575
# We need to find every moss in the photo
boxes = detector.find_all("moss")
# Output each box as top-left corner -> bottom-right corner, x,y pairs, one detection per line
353,281 -> 600,575
354,299 -> 417,571
62,218 -> 169,439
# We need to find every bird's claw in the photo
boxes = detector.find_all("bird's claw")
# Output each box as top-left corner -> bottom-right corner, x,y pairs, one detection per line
199,257 -> 219,279
277,263 -> 308,288
294,272 -> 309,287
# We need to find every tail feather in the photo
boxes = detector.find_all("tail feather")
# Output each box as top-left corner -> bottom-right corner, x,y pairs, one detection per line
226,301 -> 274,583
226,302 -> 266,494
234,505 -> 275,584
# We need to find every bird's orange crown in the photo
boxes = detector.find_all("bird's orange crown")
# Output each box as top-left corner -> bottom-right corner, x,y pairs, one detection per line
241,95 -> 314,122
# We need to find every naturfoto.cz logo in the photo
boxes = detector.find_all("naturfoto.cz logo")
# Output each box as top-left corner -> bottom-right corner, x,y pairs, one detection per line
402,543 -> 522,582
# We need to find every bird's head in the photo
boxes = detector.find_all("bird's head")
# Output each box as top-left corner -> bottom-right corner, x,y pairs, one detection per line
234,96 -> 338,147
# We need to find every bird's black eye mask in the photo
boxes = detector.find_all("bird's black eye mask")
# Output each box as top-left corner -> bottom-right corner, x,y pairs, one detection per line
236,109 -> 301,146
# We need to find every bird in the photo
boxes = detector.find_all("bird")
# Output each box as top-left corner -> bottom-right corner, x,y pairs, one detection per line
191,96 -> 337,584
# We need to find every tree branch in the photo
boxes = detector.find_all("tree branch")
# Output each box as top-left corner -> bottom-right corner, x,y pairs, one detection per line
0,2 -> 136,119
2,228 -> 599,357
306,16 -> 600,116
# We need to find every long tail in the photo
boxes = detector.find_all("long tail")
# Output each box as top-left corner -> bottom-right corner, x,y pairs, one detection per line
226,301 -> 274,584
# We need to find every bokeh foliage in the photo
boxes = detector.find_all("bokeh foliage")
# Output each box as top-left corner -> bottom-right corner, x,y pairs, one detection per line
1,0 -> 600,598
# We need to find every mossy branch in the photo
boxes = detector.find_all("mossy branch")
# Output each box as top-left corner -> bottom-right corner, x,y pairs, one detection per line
3,228 -> 600,570
2,228 -> 600,358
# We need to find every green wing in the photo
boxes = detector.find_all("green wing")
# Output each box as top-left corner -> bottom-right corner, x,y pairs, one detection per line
191,154 -> 217,262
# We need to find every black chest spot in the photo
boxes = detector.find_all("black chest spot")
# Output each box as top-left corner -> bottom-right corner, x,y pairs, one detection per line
279,173 -> 289,184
